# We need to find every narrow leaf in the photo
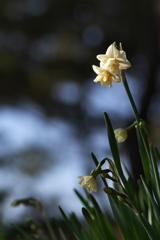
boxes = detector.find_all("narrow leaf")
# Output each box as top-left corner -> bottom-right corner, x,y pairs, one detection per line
82,207 -> 104,240
104,112 -> 128,190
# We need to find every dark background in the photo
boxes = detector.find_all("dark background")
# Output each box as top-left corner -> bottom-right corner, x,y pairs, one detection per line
0,0 -> 160,235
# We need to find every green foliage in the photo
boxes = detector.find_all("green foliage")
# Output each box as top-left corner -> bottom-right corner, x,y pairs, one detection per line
60,190 -> 116,240
11,224 -> 37,240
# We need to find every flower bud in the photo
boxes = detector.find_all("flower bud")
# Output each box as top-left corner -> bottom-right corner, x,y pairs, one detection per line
114,128 -> 128,143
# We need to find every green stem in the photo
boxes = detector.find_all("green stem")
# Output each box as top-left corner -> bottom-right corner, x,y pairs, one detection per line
125,121 -> 137,132
121,70 -> 140,123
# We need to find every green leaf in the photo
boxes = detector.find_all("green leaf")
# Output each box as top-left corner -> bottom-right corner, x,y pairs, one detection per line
11,224 -> 36,240
74,189 -> 93,213
82,207 -> 105,240
103,112 -> 129,191
109,197 -> 133,240
110,196 -> 151,240
59,206 -> 92,240
139,177 -> 160,239
154,146 -> 160,159
149,146 -> 160,205
90,152 -> 99,167
59,207 -> 80,239
70,212 -> 87,239
136,127 -> 151,183
58,228 -> 68,240
75,189 -> 116,239
140,177 -> 160,224
89,194 -> 115,240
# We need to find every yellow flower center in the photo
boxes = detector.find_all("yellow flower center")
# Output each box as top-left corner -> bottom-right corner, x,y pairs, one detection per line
98,70 -> 112,86
109,59 -> 119,70
103,70 -> 112,83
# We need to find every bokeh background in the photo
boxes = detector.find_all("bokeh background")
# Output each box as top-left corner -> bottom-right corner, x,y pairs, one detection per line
0,0 -> 160,233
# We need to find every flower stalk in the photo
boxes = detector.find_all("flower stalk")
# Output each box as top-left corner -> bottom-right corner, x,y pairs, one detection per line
121,70 -> 140,123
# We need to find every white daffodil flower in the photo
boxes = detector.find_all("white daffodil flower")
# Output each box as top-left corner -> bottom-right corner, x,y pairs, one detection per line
92,65 -> 120,87
96,44 -> 131,75
78,175 -> 98,193
114,128 -> 128,143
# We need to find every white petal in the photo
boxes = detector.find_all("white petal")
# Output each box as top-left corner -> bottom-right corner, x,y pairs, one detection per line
96,54 -> 109,61
119,50 -> 131,69
92,65 -> 101,74
93,75 -> 103,82
78,176 -> 84,184
116,57 -> 127,63
101,61 -> 120,75
120,62 -> 131,69
105,44 -> 120,58
100,80 -> 112,87
99,61 -> 107,68
100,60 -> 116,70
119,50 -> 127,59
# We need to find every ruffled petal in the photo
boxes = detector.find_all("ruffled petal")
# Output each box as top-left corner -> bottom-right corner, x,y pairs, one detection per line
93,75 -> 103,83
78,176 -> 98,192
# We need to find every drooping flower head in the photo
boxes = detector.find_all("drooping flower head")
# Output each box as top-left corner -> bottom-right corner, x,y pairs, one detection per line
78,175 -> 98,193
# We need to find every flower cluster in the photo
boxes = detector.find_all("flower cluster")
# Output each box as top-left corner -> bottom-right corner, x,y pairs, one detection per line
92,43 -> 131,87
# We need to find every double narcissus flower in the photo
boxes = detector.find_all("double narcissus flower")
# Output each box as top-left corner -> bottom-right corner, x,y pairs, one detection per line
92,43 -> 131,87
78,175 -> 98,193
